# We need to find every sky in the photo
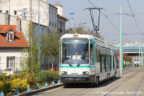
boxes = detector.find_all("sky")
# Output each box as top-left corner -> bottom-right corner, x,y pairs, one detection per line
48,0 -> 144,41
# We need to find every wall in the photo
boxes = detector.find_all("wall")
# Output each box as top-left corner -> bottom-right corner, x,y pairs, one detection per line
48,4 -> 57,32
0,48 -> 28,74
0,0 -> 50,27
57,16 -> 66,35
0,13 -> 7,24
53,4 -> 63,16
0,0 -> 66,34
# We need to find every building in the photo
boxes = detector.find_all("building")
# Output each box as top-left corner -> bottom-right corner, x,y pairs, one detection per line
53,3 -> 67,35
57,14 -> 68,34
53,3 -> 63,16
0,25 -> 28,74
0,1 -> 67,71
0,0 -> 67,36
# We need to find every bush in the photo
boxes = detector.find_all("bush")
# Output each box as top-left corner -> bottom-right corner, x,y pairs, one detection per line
39,70 -> 59,83
0,81 -> 3,91
0,73 -> 13,81
39,71 -> 48,82
52,71 -> 59,83
17,71 -> 36,89
0,70 -> 59,95
0,72 -> 36,95
11,78 -> 29,93
2,81 -> 11,95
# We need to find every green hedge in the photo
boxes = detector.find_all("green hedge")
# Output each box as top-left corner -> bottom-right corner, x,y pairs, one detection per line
0,71 -> 59,95
39,70 -> 59,83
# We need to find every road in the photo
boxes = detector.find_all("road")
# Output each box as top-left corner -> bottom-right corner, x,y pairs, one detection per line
31,67 -> 144,96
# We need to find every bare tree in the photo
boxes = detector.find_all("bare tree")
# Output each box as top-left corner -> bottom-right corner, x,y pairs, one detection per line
71,25 -> 103,39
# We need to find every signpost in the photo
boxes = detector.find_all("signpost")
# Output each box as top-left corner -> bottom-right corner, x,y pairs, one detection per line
120,6 -> 123,78
69,12 -> 75,34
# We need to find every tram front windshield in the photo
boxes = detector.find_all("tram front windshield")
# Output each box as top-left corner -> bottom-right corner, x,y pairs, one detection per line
62,39 -> 89,64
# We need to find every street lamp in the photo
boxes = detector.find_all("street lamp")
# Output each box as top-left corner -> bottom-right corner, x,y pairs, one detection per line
82,22 -> 87,33
82,22 -> 87,24
69,12 -> 75,34
37,0 -> 40,70
142,46 -> 144,67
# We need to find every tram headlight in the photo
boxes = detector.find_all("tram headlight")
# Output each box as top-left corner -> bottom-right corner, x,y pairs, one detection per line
83,71 -> 89,75
62,71 -> 67,75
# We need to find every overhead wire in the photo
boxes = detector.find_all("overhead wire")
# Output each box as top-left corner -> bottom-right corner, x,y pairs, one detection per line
87,0 -> 120,33
126,0 -> 144,36
87,0 -> 99,8
87,0 -> 144,37
102,11 -> 120,32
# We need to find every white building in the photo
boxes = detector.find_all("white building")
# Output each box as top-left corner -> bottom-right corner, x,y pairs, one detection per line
53,3 -> 68,34
0,1 -> 67,71
53,3 -> 63,16
57,14 -> 68,34
0,25 -> 28,74
0,0 -> 67,35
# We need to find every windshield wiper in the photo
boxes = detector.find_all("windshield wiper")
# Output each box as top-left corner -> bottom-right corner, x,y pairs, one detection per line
77,61 -> 82,67
77,63 -> 80,67
67,61 -> 72,67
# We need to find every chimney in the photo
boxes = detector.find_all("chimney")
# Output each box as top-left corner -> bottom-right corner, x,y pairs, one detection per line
16,16 -> 21,32
29,0 -> 32,22
5,13 -> 9,25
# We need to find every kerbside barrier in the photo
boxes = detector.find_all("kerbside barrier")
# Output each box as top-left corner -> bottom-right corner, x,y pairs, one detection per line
15,83 -> 63,96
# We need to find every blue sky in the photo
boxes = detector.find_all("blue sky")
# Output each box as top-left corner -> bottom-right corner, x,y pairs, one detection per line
48,0 -> 144,41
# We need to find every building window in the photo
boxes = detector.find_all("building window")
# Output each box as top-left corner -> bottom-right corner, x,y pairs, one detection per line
55,23 -> 57,28
7,57 -> 15,69
49,21 -> 51,26
96,46 -> 100,62
14,10 -> 17,15
52,23 -> 54,27
7,30 -> 14,42
60,22 -> 62,28
6,10 -> 9,14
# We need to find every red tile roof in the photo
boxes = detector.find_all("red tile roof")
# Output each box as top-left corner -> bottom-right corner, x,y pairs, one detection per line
0,25 -> 28,48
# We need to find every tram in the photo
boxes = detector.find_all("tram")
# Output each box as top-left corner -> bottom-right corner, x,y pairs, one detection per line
59,34 -> 117,87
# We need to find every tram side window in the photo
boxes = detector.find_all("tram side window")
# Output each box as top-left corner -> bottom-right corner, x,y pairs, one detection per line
100,55 -> 106,72
110,56 -> 112,71
96,46 -> 100,62
90,44 -> 93,65
106,48 -> 112,72
106,55 -> 112,72
100,47 -> 106,73
113,56 -> 115,70
106,55 -> 109,72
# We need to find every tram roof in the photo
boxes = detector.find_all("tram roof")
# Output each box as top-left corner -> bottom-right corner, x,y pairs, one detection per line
60,34 -> 115,48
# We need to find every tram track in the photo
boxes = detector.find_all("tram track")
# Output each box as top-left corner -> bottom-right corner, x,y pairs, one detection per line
66,67 -> 140,96
103,68 -> 144,96
38,87 -> 63,96
135,75 -> 144,96
58,67 -> 141,96
31,67 -> 142,96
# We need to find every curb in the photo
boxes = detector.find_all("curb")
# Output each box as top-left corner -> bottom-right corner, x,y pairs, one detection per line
16,84 -> 63,96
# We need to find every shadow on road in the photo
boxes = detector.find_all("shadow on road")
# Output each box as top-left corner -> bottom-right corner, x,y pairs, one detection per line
63,77 -> 120,88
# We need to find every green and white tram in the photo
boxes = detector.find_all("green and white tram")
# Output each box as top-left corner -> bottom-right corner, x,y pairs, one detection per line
59,34 -> 117,87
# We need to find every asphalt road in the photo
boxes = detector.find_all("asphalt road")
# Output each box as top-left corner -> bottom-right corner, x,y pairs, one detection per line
31,67 -> 144,96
